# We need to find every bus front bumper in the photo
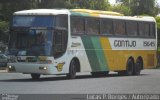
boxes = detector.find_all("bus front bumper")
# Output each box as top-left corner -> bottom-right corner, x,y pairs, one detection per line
7,63 -> 60,75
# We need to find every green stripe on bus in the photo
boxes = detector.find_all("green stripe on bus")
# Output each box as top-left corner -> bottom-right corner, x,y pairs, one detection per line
91,37 -> 108,71
81,36 -> 101,72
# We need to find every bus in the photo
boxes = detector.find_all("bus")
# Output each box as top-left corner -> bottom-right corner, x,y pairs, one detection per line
7,9 -> 157,79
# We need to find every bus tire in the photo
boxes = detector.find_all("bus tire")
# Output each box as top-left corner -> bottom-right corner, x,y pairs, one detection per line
67,60 -> 76,79
133,59 -> 142,75
125,59 -> 134,76
31,74 -> 40,80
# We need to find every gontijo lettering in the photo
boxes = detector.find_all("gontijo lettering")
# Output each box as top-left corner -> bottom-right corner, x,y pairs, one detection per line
114,40 -> 136,47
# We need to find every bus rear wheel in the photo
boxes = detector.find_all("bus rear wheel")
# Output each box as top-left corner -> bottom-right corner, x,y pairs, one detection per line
133,59 -> 142,75
31,74 -> 40,80
67,60 -> 76,79
125,59 -> 134,76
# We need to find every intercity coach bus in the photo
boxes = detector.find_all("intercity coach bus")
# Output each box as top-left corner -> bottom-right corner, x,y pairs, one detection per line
7,9 -> 157,79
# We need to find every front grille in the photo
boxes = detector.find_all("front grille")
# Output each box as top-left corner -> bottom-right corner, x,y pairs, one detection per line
17,59 -> 37,62
17,60 -> 25,62
17,57 -> 38,63
27,59 -> 37,62
26,57 -> 37,62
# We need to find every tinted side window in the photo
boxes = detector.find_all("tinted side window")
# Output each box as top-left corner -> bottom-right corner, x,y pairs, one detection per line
101,19 -> 113,35
56,15 -> 68,28
114,20 -> 126,35
150,23 -> 155,37
126,21 -> 138,36
138,22 -> 145,36
144,23 -> 150,36
85,18 -> 100,35
71,17 -> 84,34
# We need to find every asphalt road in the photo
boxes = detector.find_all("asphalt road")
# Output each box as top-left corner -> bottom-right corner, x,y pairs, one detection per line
0,69 -> 160,94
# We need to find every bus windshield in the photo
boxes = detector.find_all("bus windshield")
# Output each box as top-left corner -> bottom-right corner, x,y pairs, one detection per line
12,16 -> 54,27
9,29 -> 53,56
9,15 -> 68,57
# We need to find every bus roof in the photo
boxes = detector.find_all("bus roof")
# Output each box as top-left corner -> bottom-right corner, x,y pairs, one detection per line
70,9 -> 124,16
13,9 -> 155,22
13,9 -> 69,15
70,9 -> 155,22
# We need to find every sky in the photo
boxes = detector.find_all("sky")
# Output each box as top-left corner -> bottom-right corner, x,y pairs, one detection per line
108,0 -> 160,5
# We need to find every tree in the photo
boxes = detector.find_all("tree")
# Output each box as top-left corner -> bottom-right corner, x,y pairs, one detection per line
39,0 -> 71,8
0,0 -> 32,21
120,0 -> 158,16
131,0 -> 156,16
111,4 -> 131,16
70,0 -> 111,10
0,21 -> 8,43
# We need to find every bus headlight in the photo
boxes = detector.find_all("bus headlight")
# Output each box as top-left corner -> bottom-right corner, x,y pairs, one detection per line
8,65 -> 16,72
39,66 -> 47,70
8,65 -> 12,69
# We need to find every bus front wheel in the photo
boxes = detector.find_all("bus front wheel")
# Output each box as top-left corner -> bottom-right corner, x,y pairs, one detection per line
67,60 -> 76,79
31,74 -> 40,80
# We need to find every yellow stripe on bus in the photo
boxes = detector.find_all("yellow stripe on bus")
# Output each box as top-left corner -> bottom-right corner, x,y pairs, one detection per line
100,37 -> 114,70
